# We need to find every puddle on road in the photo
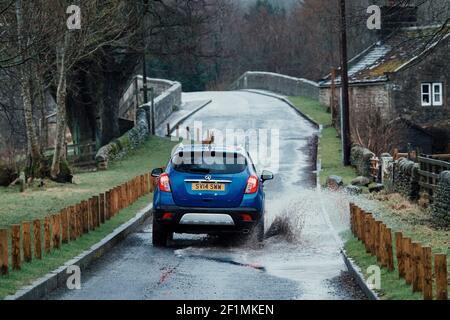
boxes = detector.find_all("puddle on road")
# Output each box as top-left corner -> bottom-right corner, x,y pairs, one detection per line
173,189 -> 357,299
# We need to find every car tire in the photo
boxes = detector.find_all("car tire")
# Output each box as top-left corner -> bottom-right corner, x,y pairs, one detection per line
255,218 -> 265,243
152,215 -> 169,247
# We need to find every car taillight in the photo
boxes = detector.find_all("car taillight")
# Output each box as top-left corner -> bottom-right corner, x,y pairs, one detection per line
245,175 -> 259,194
159,173 -> 172,192
162,212 -> 173,220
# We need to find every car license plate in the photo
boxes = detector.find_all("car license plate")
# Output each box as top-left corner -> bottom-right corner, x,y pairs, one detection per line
192,183 -> 225,191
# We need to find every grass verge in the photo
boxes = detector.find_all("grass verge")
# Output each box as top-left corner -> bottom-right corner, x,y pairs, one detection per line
352,193 -> 449,299
288,96 -> 449,299
0,136 -> 177,228
288,96 -> 357,185
344,233 -> 423,300
0,197 -> 150,299
0,136 -> 177,298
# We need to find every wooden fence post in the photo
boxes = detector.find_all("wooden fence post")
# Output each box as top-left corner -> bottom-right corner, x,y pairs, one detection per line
435,254 -> 448,300
372,220 -> 378,258
52,214 -> 61,249
99,193 -> 105,224
69,206 -> 76,241
371,216 -> 377,255
395,232 -> 405,278
378,224 -> 386,266
94,196 -> 100,228
22,222 -> 32,263
147,173 -> 151,194
88,198 -> 94,231
385,228 -> 394,271
121,184 -> 127,209
412,243 -> 422,293
61,209 -> 69,244
422,247 -> 433,300
150,176 -> 156,193
82,201 -> 89,233
403,237 -> 412,285
124,183 -> 129,207
11,225 -> 21,270
114,187 -> 119,215
117,187 -> 122,212
354,206 -> 360,239
411,242 -> 420,292
363,212 -> 372,254
77,204 -> 83,237
33,220 -> 42,260
105,191 -> 111,220
374,221 -> 381,262
111,189 -> 115,217
359,210 -> 366,244
0,229 -> 8,275
44,217 -> 51,254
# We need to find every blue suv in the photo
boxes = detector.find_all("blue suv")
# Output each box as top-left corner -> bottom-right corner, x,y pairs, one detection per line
151,144 -> 274,247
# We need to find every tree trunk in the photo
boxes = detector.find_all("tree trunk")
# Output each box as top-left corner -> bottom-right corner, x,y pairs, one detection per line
50,33 -> 69,180
15,0 -> 42,176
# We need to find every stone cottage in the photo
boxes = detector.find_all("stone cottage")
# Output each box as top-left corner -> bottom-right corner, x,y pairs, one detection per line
319,6 -> 450,154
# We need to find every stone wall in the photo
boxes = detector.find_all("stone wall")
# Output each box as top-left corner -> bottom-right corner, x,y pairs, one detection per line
95,108 -> 149,169
431,171 -> 450,227
147,81 -> 182,128
119,76 -> 182,128
393,158 -> 420,200
231,71 -> 319,100
96,77 -> 182,169
350,145 -> 375,178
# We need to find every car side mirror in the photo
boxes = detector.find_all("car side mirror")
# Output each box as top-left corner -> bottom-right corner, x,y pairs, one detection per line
151,168 -> 164,178
261,170 -> 274,182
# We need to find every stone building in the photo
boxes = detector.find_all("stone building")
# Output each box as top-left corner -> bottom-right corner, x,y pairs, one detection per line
319,6 -> 450,154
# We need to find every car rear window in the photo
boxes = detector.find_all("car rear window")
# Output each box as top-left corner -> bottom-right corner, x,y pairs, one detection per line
171,152 -> 247,174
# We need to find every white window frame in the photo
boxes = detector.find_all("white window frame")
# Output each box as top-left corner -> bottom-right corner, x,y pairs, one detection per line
421,83 -> 432,106
432,83 -> 443,106
421,82 -> 444,107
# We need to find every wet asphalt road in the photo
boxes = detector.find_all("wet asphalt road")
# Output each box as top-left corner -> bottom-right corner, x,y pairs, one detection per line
46,91 -> 363,300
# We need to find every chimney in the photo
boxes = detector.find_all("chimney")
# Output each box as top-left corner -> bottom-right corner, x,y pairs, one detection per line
378,2 -> 418,38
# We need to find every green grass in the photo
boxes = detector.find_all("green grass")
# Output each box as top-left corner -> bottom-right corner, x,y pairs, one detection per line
289,96 -> 333,126
0,197 -> 150,299
354,194 -> 450,297
344,233 -> 423,300
288,96 -> 449,300
288,96 -> 357,185
0,136 -> 177,228
0,136 -> 177,298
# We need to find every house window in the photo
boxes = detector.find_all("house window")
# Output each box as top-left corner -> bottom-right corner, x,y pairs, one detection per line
433,83 -> 443,106
422,82 -> 443,106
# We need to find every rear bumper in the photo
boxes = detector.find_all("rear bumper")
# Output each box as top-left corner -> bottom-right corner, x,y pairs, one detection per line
153,206 -> 262,234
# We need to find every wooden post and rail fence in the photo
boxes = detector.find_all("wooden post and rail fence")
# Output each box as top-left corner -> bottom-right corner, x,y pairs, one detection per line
44,142 -> 98,167
0,173 -> 155,277
350,203 -> 448,300
418,156 -> 450,196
